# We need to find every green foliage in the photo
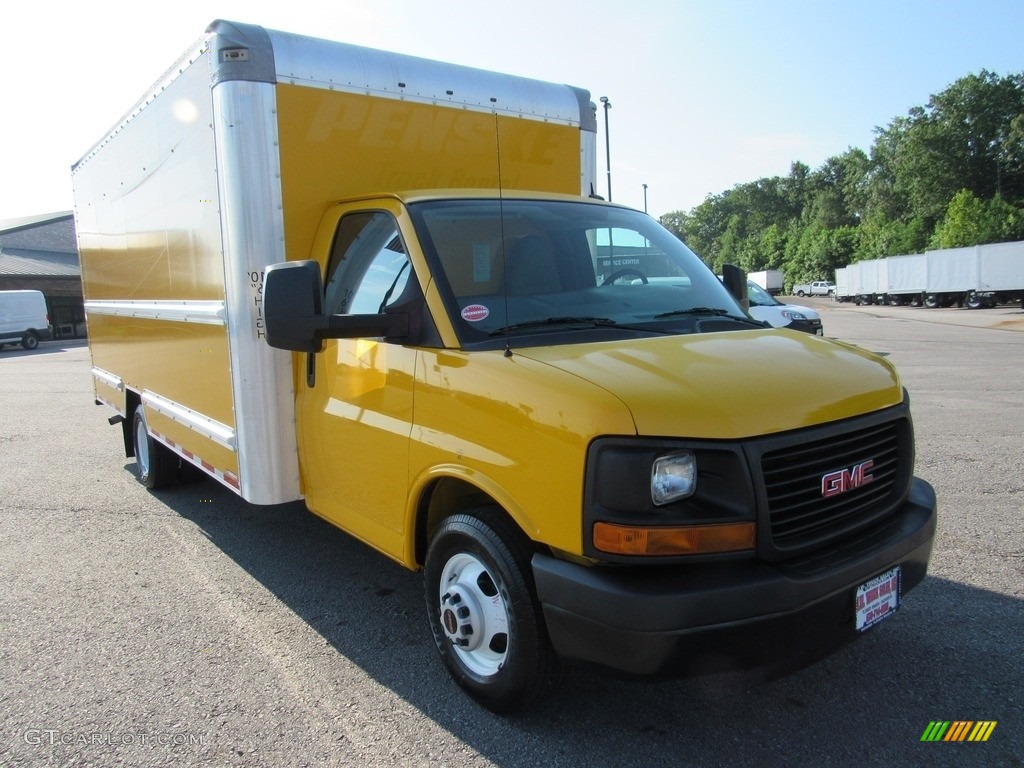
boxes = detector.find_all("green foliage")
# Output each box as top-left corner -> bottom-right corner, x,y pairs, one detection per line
666,69 -> 1024,281
931,190 -> 1024,247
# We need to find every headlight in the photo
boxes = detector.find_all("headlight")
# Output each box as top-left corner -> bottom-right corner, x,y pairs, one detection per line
651,451 -> 696,505
780,309 -> 807,321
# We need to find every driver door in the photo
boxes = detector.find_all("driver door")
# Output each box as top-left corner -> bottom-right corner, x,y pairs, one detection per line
297,205 -> 417,560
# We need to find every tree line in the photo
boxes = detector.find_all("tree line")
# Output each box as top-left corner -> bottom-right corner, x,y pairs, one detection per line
659,70 -> 1024,289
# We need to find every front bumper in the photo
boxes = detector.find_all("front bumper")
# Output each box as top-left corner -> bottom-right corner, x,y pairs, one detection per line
533,477 -> 936,678
788,317 -> 823,336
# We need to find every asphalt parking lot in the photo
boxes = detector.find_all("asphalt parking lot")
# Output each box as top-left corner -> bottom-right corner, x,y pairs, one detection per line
1,302 -> 1022,768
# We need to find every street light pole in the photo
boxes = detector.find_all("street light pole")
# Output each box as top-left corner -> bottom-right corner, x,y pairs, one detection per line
642,183 -> 648,214
599,96 -> 612,201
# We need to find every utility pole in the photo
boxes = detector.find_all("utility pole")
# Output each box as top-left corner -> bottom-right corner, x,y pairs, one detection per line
599,97 -> 612,201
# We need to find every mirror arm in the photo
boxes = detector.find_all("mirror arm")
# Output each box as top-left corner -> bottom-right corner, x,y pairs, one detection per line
324,313 -> 409,339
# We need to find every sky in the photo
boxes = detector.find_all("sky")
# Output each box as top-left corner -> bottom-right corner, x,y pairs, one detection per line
1,0 -> 1023,222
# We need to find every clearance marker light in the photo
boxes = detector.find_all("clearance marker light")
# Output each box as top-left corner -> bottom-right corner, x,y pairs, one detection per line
593,521 -> 755,556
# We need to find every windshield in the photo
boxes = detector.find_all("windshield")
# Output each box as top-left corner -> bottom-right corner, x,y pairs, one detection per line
746,281 -> 781,307
408,199 -> 750,347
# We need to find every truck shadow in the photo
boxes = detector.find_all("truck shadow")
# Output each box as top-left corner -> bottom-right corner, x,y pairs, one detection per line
0,338 -> 88,358
156,476 -> 1023,767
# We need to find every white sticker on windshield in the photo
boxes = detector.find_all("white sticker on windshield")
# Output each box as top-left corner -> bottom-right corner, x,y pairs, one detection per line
461,304 -> 490,322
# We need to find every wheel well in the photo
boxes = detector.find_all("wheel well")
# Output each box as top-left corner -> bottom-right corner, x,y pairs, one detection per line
122,390 -> 142,458
415,477 -> 525,567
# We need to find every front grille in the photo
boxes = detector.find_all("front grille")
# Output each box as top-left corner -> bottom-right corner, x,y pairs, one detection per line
761,419 -> 905,553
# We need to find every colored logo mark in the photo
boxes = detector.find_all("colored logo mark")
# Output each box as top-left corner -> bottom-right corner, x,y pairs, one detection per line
920,721 -> 997,742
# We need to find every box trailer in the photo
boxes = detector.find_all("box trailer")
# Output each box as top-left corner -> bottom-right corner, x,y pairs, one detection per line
924,246 -> 977,307
74,20 -> 936,712
884,254 -> 927,306
833,267 -> 849,302
974,240 -> 1024,307
748,269 -> 783,295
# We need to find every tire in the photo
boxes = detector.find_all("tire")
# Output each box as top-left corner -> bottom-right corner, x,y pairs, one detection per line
924,294 -> 940,309
424,508 -> 555,713
21,332 -> 39,350
131,406 -> 179,489
796,290 -> 806,297
965,291 -> 983,310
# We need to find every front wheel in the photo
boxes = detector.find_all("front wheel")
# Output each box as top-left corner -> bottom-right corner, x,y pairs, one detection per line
424,509 -> 554,713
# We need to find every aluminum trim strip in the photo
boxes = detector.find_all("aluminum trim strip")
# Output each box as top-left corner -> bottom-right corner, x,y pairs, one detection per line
91,367 -> 124,392
84,300 -> 226,325
141,390 -> 237,451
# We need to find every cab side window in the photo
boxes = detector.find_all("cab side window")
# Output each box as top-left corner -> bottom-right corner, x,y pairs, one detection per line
324,212 -> 410,315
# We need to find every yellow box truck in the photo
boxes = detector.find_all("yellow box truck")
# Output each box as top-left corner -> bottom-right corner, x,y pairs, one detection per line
74,20 -> 937,712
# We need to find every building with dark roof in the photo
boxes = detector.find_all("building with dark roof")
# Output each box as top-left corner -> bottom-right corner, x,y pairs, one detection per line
0,211 -> 85,338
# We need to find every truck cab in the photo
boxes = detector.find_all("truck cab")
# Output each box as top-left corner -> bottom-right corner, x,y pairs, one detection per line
264,190 -> 936,712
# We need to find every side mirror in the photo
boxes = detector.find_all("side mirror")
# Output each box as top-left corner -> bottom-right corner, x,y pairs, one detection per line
722,264 -> 749,310
264,260 -> 411,353
264,260 -> 329,353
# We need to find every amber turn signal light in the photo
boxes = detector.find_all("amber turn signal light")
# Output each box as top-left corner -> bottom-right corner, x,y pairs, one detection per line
593,521 -> 756,556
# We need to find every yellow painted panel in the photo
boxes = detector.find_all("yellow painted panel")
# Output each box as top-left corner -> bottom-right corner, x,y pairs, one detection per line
409,349 -> 636,556
520,331 -> 903,439
145,407 -> 239,479
87,314 -> 235,426
275,85 -> 583,263
92,377 -> 126,415
297,338 -> 417,563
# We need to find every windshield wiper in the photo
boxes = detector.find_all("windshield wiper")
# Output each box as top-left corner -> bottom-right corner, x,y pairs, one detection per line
654,307 -> 765,326
489,316 -> 619,336
655,307 -> 733,318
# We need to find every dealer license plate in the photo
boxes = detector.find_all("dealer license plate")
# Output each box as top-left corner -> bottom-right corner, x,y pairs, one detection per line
855,567 -> 900,632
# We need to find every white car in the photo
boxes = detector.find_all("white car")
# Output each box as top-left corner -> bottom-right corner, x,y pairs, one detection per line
746,281 -> 823,335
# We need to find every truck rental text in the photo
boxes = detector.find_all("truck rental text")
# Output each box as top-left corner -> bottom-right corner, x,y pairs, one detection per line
72,20 -> 938,712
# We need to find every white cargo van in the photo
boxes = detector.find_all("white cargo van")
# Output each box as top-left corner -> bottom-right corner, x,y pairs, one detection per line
0,290 -> 52,350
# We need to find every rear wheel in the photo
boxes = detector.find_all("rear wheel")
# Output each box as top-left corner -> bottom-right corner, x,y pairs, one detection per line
424,508 -> 554,713
132,406 -> 179,489
21,332 -> 39,350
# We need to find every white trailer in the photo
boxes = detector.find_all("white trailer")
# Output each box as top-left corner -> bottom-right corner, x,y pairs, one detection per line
846,260 -> 883,305
834,267 -> 849,302
924,246 -> 977,307
974,240 -> 1024,307
884,254 -> 927,306
748,269 -> 783,295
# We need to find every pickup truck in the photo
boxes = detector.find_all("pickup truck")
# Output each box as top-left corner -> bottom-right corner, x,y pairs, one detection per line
793,280 -> 836,297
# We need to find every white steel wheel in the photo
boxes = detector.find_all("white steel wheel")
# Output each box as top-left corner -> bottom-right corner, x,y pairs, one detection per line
437,551 -> 511,676
131,406 -> 178,490
424,509 -> 554,713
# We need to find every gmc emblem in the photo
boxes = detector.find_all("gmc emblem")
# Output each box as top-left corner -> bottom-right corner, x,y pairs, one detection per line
821,459 -> 875,498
